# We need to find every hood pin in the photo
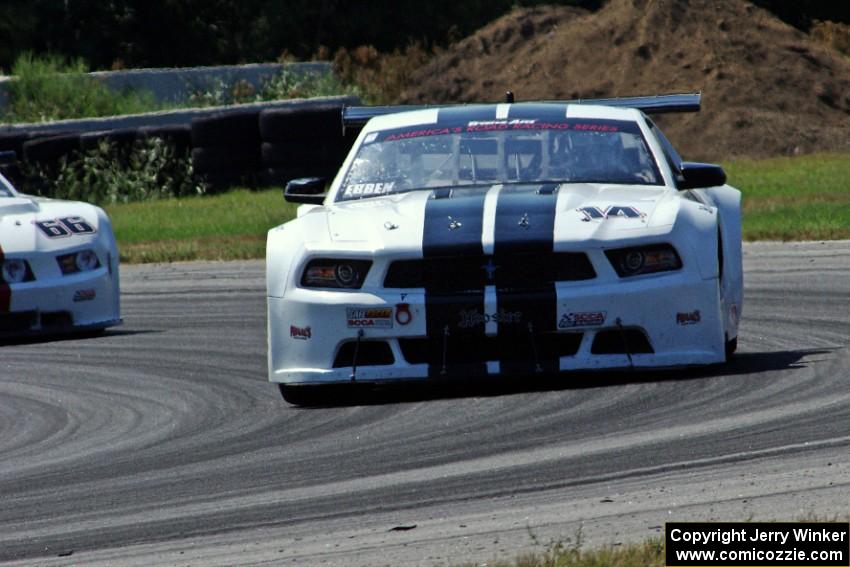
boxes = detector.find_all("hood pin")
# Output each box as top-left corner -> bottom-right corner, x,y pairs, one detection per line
518,213 -> 530,229
447,216 -> 463,231
384,221 -> 399,231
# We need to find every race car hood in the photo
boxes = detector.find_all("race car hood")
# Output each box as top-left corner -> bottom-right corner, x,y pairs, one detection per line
325,183 -> 682,250
0,194 -> 106,254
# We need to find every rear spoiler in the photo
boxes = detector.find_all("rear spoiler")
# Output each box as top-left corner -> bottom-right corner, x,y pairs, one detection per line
342,92 -> 700,130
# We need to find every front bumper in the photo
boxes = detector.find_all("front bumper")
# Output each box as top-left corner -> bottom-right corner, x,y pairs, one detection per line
268,270 -> 725,385
0,266 -> 121,338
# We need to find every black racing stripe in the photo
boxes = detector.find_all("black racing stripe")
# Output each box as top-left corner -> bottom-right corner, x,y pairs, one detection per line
494,185 -> 559,375
422,189 -> 489,378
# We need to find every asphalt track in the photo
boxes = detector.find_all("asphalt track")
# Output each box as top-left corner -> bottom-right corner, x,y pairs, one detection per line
2,241 -> 850,566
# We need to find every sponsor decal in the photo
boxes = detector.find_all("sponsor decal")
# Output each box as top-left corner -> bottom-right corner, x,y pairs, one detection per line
343,182 -> 395,197
385,127 -> 454,141
395,303 -> 413,325
34,216 -> 96,238
347,307 -> 393,328
376,119 -> 633,143
676,310 -> 701,325
559,311 -> 606,328
577,206 -> 645,222
290,325 -> 312,340
73,289 -> 96,302
458,308 -> 522,329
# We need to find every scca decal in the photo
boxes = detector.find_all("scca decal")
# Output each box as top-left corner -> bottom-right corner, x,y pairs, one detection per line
35,217 -> 96,238
578,206 -> 644,222
347,307 -> 393,328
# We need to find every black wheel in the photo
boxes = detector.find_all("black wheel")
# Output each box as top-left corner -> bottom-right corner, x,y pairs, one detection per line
725,336 -> 738,362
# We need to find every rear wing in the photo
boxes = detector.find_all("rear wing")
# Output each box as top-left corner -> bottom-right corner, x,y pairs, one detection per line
342,92 -> 700,130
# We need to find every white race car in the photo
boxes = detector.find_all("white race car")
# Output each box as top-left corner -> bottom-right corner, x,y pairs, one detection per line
0,167 -> 120,338
267,93 -> 742,403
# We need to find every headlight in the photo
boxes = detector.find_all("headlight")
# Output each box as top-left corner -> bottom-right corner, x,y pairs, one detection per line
301,259 -> 372,289
1,259 -> 34,283
605,244 -> 681,277
57,250 -> 101,275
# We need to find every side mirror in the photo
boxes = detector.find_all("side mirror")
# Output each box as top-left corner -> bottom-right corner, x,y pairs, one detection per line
284,177 -> 327,204
678,162 -> 727,189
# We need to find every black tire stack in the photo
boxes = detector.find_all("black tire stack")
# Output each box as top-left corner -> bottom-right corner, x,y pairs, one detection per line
191,110 -> 262,191
2,96 -> 360,193
0,130 -> 50,184
258,103 -> 356,185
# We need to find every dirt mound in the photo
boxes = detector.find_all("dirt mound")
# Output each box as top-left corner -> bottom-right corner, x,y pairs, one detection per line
399,0 -> 850,160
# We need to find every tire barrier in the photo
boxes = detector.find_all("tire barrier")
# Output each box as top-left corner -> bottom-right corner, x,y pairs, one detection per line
191,110 -> 263,190
79,128 -> 139,152
4,95 -> 361,192
138,125 -> 192,155
258,103 -> 343,142
22,133 -> 82,166
258,103 -> 359,185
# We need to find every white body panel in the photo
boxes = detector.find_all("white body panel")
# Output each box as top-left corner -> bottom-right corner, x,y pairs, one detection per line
0,174 -> 120,337
266,104 -> 743,385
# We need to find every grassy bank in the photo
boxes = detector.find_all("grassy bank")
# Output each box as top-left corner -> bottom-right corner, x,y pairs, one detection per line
457,538 -> 664,567
726,153 -> 850,241
105,189 -> 296,263
105,153 -> 850,263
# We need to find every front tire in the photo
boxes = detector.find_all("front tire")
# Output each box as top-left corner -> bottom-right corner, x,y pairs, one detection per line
725,336 -> 738,362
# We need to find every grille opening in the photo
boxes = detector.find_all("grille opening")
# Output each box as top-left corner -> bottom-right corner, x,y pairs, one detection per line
591,329 -> 653,354
399,333 -> 582,366
384,253 -> 595,290
332,340 -> 394,368
41,312 -> 73,329
0,311 -> 37,333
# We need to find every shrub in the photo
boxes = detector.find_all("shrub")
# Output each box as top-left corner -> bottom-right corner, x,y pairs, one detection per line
2,53 -> 159,123
186,66 -> 361,107
332,43 -> 432,104
23,137 -> 206,205
810,20 -> 850,56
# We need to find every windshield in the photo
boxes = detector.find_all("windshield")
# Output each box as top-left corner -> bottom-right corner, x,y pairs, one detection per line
0,173 -> 16,197
338,117 -> 662,201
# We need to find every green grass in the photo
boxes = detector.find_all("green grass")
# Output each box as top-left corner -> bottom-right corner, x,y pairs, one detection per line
456,538 -> 664,567
2,53 -> 359,123
723,153 -> 850,241
104,153 -> 850,263
105,189 -> 296,263
3,53 -> 159,123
